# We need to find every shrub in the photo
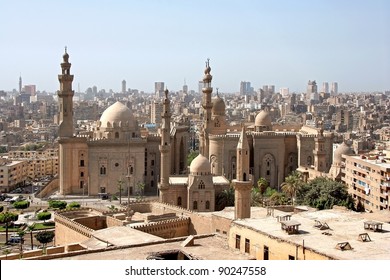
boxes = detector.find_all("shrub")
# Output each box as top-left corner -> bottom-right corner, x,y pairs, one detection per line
37,212 -> 52,222
48,200 -> 67,209
67,202 -> 80,209
13,200 -> 30,209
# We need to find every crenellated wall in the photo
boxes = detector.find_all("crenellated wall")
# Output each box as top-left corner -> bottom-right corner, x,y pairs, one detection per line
130,217 -> 190,238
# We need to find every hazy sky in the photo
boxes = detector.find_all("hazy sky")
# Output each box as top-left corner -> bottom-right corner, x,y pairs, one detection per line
1,0 -> 389,93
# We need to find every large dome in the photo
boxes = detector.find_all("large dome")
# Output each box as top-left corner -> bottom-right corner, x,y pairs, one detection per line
212,96 -> 226,116
190,154 -> 211,175
255,110 -> 272,127
334,142 -> 354,164
100,101 -> 135,127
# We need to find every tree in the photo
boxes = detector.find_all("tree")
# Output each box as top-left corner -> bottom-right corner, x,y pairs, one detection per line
117,179 -> 124,205
37,211 -> 52,223
0,212 -> 19,244
257,177 -> 269,195
281,171 -> 303,205
2,249 -> 11,260
67,202 -> 81,209
215,187 -> 235,211
27,224 -> 35,250
13,200 -> 30,209
251,187 -> 263,206
17,229 -> 26,257
35,231 -> 55,253
136,182 -> 145,200
296,177 -> 355,210
48,200 -> 67,209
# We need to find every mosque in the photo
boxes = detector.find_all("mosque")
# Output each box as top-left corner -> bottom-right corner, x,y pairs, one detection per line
57,50 -> 345,212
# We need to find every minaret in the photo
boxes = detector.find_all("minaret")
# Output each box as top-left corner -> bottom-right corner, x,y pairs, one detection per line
57,47 -> 74,138
158,88 -> 171,203
200,59 -> 213,158
233,125 -> 252,219
313,121 -> 327,172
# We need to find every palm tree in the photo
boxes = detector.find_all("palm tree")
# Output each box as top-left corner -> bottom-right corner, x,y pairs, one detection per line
215,187 -> 235,210
257,177 -> 269,195
251,187 -> 263,206
117,179 -> 124,205
281,171 -> 302,205
17,229 -> 26,257
0,212 -> 18,244
27,224 -> 35,250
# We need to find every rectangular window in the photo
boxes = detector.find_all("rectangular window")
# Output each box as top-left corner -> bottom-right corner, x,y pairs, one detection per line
264,246 -> 269,260
235,235 -> 241,250
288,255 -> 295,260
245,238 -> 250,253
80,160 -> 85,167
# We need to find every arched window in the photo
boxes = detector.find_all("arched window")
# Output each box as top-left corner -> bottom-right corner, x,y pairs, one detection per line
100,165 -> 106,175
115,132 -> 119,138
198,180 -> 205,189
177,197 -> 182,206
80,172 -> 84,177
205,200 -> 210,210
307,156 -> 312,166
193,201 -> 198,210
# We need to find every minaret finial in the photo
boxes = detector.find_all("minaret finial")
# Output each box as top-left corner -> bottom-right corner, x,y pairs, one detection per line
216,87 -> 219,97
65,46 -> 67,53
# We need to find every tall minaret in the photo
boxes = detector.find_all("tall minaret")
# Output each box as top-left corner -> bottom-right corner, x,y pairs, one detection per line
233,125 -> 252,219
200,59 -> 213,158
158,88 -> 171,202
313,121 -> 326,172
57,47 -> 74,138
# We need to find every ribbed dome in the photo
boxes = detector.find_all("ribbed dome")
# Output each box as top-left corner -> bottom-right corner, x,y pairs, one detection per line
190,154 -> 211,175
334,142 -> 354,164
212,96 -> 225,115
255,110 -> 272,127
100,101 -> 135,127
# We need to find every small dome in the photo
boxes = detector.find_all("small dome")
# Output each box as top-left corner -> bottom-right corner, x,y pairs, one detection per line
334,142 -> 354,164
100,101 -> 135,128
255,110 -> 272,127
212,96 -> 225,115
190,154 -> 211,175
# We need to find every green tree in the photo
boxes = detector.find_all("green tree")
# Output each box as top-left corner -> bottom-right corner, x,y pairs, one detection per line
27,224 -> 35,250
35,231 -> 55,253
17,229 -> 26,257
136,182 -> 145,200
296,177 -> 355,210
251,187 -> 263,206
257,177 -> 269,195
187,150 -> 199,166
215,187 -> 235,211
13,200 -> 30,209
48,200 -> 67,209
37,212 -> 52,223
281,171 -> 303,205
0,212 -> 19,243
2,249 -> 11,260
117,179 -> 124,205
67,202 -> 81,209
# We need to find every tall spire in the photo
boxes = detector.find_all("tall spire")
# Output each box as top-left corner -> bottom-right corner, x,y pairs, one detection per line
57,48 -> 74,138
158,88 -> 171,202
200,58 -> 213,159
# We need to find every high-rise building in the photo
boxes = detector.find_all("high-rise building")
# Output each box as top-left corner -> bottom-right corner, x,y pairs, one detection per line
306,80 -> 318,103
24,85 -> 36,96
198,80 -> 203,94
150,100 -> 162,124
155,82 -> 165,98
331,82 -> 338,95
19,75 -> 22,94
122,80 -> 126,94
183,80 -> 188,94
240,81 -> 253,95
322,82 -> 329,93
280,88 -> 289,96
92,85 -> 97,95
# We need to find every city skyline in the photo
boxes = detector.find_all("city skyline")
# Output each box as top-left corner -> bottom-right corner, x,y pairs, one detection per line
1,0 -> 389,93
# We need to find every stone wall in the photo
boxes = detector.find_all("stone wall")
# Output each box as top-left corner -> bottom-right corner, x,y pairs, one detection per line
73,216 -> 107,230
131,217 -> 190,238
228,223 -> 333,260
54,212 -> 94,246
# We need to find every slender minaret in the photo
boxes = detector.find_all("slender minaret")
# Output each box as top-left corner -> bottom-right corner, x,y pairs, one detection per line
200,59 -> 213,158
233,125 -> 252,219
313,121 -> 327,172
158,88 -> 171,202
57,47 -> 74,138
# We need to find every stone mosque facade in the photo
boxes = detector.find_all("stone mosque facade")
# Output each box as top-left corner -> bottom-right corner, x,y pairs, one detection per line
57,51 -> 338,212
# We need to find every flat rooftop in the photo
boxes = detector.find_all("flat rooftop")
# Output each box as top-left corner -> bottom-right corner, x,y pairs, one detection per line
217,206 -> 390,260
56,235 -> 251,260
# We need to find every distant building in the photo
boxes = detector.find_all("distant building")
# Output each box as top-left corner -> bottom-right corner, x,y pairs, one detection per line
0,158 -> 28,192
240,81 -> 253,95
24,85 -> 36,96
155,82 -> 165,98
150,100 -> 162,124
322,82 -> 329,94
122,80 -> 126,94
331,82 -> 338,95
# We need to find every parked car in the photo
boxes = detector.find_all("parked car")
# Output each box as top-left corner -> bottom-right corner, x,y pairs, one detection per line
9,235 -> 22,244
